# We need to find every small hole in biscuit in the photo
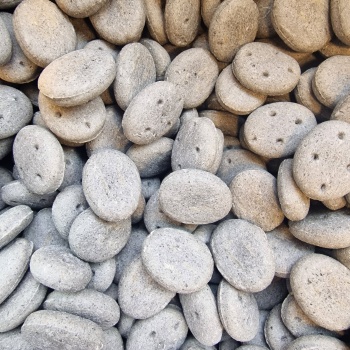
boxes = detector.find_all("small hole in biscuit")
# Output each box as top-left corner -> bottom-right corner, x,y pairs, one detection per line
295,119 -> 302,124
263,71 -> 269,77
85,122 -> 91,128
19,61 -> 24,66
145,127 -> 151,131
347,164 -> 350,171
276,138 -> 284,144
195,147 -> 200,152
55,112 -> 62,118
0,114 -> 3,119
36,173 -> 42,180
157,99 -> 163,105
247,52 -> 252,56
194,312 -> 200,319
184,18 -> 189,23
167,121 -> 171,126
34,144 -> 39,150
76,203 -> 83,210
269,111 -> 277,116
313,153 -> 319,160
338,132 -> 345,140
13,96 -> 18,101
227,158 -> 232,164
150,331 -> 156,337
252,136 -> 257,141
178,164 -> 182,169
288,68 -> 293,73
321,184 -> 326,191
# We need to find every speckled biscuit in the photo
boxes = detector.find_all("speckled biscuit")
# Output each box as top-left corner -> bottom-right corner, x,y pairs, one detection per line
271,0 -> 331,52
13,0 -> 77,67
312,55 -> 350,109
126,306 -> 188,350
127,137 -> 173,177
179,285 -> 223,346
293,120 -> 350,200
322,197 -> 347,211
142,227 -> 214,293
215,65 -> 266,115
122,81 -> 183,145
52,185 -> 88,240
0,16 -> 12,66
13,125 -> 65,195
39,93 -> 106,144
82,149 -> 141,222
0,167 -> 13,210
0,13 -> 39,84
144,0 -> 168,45
118,257 -> 175,320
102,328 -> 124,350
171,116 -> 222,173
233,42 -> 301,96
44,289 -> 120,330
208,0 -> 258,62
0,84 -> 33,139
0,137 -> 13,160
0,271 -> 47,332
30,245 -> 92,292
277,159 -> 310,221
244,309 -> 269,347
1,180 -> 58,209
165,48 -> 219,109
211,219 -> 275,293
267,224 -> 314,278
289,209 -> 350,249
264,304 -> 295,350
143,190 -> 197,233
290,253 -> 350,331
140,39 -> 170,81
23,208 -> 68,251
38,49 -> 116,107
113,43 -> 156,111
0,238 -> 33,304
334,245 -> 350,269
244,102 -> 316,159
294,68 -> 332,122
181,336 -> 216,350
286,335 -> 349,350
255,0 -> 275,39
87,258 -> 116,292
86,105 -> 131,156
216,148 -> 266,186
90,0 -> 145,45
0,328 -> 34,350
165,0 -> 200,47
56,0 -> 108,18
21,310 -> 104,350
281,294 -> 335,338
217,279 -> 259,342
159,169 -> 232,225
331,0 -> 350,46
331,94 -> 350,124
69,208 -> 131,263
319,38 -> 350,57
230,169 -> 284,231
0,204 -> 33,249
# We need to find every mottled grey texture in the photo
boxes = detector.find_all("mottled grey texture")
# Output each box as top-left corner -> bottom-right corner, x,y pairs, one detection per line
82,149 -> 141,222
290,254 -> 350,331
38,49 -> 116,107
211,219 -> 275,292
23,208 -> 68,251
142,227 -> 214,293
21,310 -> 104,350
52,185 -> 88,239
44,289 -> 120,330
0,85 -> 33,138
0,238 -> 33,304
126,306 -> 188,350
0,204 -> 33,249
69,208 -> 131,263
159,169 -> 232,225
13,125 -> 65,195
30,245 -> 92,292
87,258 -> 116,292
217,279 -> 259,342
180,285 -> 223,346
0,271 -> 47,332
118,257 -> 175,319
